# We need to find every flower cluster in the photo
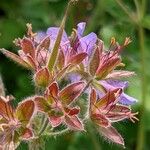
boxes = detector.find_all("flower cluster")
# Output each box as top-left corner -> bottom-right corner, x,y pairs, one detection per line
0,3 -> 138,149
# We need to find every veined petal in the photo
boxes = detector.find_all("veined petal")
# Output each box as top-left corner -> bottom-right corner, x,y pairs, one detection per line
77,22 -> 86,37
91,113 -> 111,128
48,115 -> 63,127
46,27 -> 69,46
34,96 -> 50,113
47,82 -> 59,98
65,115 -> 84,131
0,96 -> 14,121
67,52 -> 87,65
21,128 -> 34,140
16,99 -> 35,126
0,49 -> 31,69
78,32 -> 97,56
21,38 -> 35,58
64,107 -> 80,116
98,126 -> 125,146
59,82 -> 85,105
96,89 -> 122,110
119,93 -> 137,105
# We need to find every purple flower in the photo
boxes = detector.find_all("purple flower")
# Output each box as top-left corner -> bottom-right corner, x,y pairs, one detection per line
100,80 -> 137,105
35,22 -> 97,59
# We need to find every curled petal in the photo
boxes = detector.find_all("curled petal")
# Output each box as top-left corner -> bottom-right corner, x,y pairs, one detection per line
96,89 -> 122,110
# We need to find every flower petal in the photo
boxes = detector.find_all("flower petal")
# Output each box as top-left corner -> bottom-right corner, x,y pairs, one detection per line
78,32 -> 97,56
59,82 -> 85,105
68,52 -> 87,65
16,99 -> 35,126
21,128 -> 34,140
48,115 -> 63,127
98,126 -> 125,146
34,67 -> 50,87
91,113 -> 111,128
0,49 -> 31,69
21,38 -> 35,58
0,96 -> 14,121
77,22 -> 86,37
46,27 -> 69,48
64,107 -> 80,116
34,96 -> 50,113
65,115 -> 84,131
89,46 -> 100,76
47,82 -> 59,98
119,93 -> 137,105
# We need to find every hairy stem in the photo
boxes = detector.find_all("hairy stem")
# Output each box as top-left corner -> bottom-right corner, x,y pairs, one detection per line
44,128 -> 70,137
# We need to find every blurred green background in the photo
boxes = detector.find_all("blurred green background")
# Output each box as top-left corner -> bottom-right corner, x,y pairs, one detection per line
0,0 -> 150,150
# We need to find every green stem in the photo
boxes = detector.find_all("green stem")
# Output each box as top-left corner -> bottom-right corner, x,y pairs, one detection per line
115,0 -> 137,24
44,128 -> 70,137
136,25 -> 147,150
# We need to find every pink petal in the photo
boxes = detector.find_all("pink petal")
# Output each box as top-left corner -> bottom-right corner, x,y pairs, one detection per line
98,126 -> 125,146
48,116 -> 63,127
65,115 -> 84,131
